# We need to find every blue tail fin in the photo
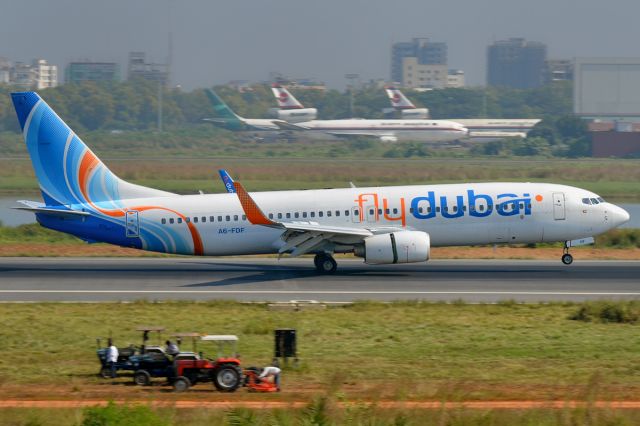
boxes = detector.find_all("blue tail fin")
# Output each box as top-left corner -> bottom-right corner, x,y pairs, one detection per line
11,92 -> 173,207
218,169 -> 236,193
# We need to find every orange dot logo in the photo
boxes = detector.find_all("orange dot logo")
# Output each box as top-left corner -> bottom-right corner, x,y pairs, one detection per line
535,195 -> 543,202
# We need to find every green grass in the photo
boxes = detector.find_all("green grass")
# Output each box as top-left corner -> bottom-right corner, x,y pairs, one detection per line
1,302 -> 640,398
3,156 -> 640,200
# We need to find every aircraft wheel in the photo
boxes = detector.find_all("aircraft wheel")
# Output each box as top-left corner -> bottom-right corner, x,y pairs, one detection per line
315,254 -> 337,274
561,253 -> 573,265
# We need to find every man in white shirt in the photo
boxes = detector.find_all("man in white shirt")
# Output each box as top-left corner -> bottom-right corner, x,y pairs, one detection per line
165,340 -> 179,356
106,339 -> 119,378
259,365 -> 281,390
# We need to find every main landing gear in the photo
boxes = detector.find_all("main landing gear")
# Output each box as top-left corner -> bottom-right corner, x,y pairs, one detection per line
561,242 -> 573,265
314,253 -> 337,274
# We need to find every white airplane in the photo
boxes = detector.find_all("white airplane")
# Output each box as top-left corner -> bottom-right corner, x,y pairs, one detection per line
207,88 -> 468,143
11,92 -> 629,273
269,84 -> 318,123
384,88 -> 540,140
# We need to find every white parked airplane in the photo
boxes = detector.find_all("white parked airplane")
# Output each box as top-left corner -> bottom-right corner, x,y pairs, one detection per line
207,89 -> 468,143
11,92 -> 629,273
269,84 -> 318,123
384,88 -> 540,140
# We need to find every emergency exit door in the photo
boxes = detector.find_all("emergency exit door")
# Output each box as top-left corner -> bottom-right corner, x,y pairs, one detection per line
125,210 -> 140,237
552,192 -> 565,220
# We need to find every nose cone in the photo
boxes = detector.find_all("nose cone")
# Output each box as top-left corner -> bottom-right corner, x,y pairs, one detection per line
610,205 -> 630,227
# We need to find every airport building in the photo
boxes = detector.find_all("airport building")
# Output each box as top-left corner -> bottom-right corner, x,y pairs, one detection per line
545,59 -> 573,83
65,62 -> 120,84
391,38 -> 447,85
127,52 -> 169,86
487,38 -> 547,89
0,57 -> 10,84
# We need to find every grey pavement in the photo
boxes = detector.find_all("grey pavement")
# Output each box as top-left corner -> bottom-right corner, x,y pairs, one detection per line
0,257 -> 638,303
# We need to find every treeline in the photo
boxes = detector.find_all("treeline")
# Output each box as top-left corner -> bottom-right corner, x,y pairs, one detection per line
0,80 -> 572,133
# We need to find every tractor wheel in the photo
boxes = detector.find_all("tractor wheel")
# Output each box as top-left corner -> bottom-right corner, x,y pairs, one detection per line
213,365 -> 242,392
99,367 -> 111,379
134,370 -> 151,386
173,376 -> 190,393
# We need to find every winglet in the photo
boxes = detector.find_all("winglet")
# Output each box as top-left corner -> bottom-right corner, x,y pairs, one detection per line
218,169 -> 236,193
234,182 -> 278,226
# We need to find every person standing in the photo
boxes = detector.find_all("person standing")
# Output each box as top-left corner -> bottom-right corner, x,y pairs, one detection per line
106,339 -> 119,378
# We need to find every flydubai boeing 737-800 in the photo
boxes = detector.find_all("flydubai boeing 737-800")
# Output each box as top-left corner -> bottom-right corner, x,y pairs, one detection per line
11,92 -> 629,273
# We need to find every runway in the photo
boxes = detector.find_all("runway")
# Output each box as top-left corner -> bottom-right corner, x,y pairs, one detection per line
0,257 -> 639,303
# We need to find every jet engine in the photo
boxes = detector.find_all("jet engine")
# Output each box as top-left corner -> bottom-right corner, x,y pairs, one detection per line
400,108 -> 429,119
379,135 -> 398,143
269,108 -> 318,123
356,231 -> 430,264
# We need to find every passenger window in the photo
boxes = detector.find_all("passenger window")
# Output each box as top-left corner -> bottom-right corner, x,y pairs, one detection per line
327,211 -> 332,217
210,216 -> 215,222
418,207 -> 424,213
218,216 -> 223,222
234,215 -> 238,221
427,207 -> 432,213
487,205 -> 493,211
527,203 -> 531,209
294,212 -> 299,218
436,207 -> 441,212
286,213 -> 291,219
161,218 -> 166,224
463,206 -> 467,212
393,208 -> 398,214
452,206 -> 457,213
178,218 -> 183,224
242,215 -> 246,221
186,217 -> 190,223
378,209 -> 383,215
519,202 -> 524,209
479,205 -> 484,212
345,210 -> 349,216
336,211 -> 340,217
278,213 -> 283,219
302,212 -> 307,218
226,215 -> 230,221
470,206 -> 475,212
444,206 -> 449,212
193,217 -> 198,223
169,218 -> 174,224
319,211 -> 323,217
202,216 -> 206,223
369,209 -> 374,215
353,210 -> 359,216
410,208 -> 414,213
269,213 -> 274,219
310,212 -> 315,218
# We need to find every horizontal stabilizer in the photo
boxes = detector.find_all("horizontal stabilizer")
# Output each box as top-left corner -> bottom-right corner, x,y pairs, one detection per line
13,200 -> 90,217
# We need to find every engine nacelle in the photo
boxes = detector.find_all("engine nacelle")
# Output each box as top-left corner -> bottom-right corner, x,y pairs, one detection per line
400,108 -> 429,119
269,108 -> 318,123
379,135 -> 398,143
359,231 -> 430,265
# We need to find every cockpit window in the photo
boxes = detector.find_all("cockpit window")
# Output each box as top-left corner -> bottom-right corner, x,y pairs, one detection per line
582,198 -> 592,205
590,198 -> 599,204
597,197 -> 605,203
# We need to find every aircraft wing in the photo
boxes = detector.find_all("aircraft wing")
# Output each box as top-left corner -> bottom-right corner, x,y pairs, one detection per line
12,200 -> 90,217
233,181 -> 373,257
326,132 -> 397,142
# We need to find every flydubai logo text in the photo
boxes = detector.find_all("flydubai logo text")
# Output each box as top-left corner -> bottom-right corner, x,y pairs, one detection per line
355,190 -> 540,226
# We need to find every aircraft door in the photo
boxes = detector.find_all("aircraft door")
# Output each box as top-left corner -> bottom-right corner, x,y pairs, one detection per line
351,207 -> 361,223
125,210 -> 140,237
552,192 -> 566,220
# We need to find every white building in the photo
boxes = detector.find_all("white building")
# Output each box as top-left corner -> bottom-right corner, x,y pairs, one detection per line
446,70 -> 465,88
402,57 -> 448,89
32,59 -> 58,89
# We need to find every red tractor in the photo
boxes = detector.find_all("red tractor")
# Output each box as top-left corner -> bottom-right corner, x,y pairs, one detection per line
172,335 -> 243,392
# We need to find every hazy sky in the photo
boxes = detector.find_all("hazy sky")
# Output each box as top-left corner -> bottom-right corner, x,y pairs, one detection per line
1,0 -> 639,90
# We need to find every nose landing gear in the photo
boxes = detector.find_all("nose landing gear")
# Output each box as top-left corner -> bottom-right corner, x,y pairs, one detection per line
314,253 -> 337,274
561,242 -> 573,265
